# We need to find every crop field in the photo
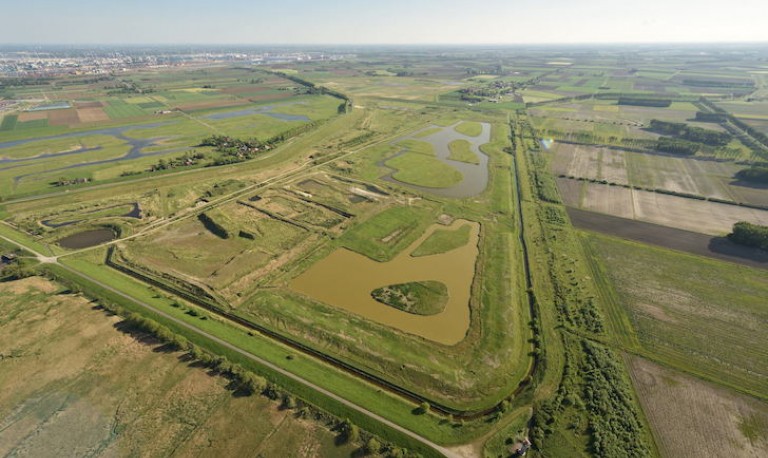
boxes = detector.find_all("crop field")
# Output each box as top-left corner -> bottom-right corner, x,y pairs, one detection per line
0,277 -> 355,458
548,143 -> 747,201
585,233 -> 768,397
628,357 -> 768,458
559,178 -> 768,235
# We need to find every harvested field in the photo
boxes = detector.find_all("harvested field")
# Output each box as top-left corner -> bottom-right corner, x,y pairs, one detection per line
550,143 -> 741,201
586,232 -> 768,395
17,111 -> 48,122
560,179 -> 768,235
46,108 -> 81,126
628,357 -> 768,458
76,107 -> 110,123
0,277 -> 354,458
568,208 -> 768,270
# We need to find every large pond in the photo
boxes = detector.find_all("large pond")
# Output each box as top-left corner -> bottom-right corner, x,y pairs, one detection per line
381,122 -> 492,199
57,228 -> 117,249
290,219 -> 479,345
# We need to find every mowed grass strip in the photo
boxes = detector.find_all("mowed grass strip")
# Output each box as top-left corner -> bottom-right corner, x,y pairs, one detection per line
371,281 -> 448,316
586,232 -> 768,397
454,121 -> 482,137
411,224 -> 471,257
447,139 -> 480,164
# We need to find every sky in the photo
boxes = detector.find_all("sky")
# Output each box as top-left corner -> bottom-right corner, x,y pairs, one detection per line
1,0 -> 766,45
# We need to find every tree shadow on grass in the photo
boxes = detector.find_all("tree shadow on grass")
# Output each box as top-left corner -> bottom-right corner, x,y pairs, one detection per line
707,236 -> 768,266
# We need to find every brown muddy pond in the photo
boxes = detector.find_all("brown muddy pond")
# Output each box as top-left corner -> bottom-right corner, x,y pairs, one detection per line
290,219 -> 479,345
58,228 -> 116,249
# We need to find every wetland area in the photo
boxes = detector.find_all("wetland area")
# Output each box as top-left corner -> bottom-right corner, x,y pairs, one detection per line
290,219 -> 480,345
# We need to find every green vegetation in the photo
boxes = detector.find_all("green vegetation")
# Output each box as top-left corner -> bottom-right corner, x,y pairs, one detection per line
0,114 -> 18,131
411,224 -> 471,257
618,97 -> 671,107
586,232 -> 768,397
454,121 -> 483,137
371,281 -> 449,316
729,221 -> 768,251
386,151 -> 463,188
656,136 -> 699,155
340,205 -> 437,262
648,119 -> 731,146
736,166 -> 768,184
447,139 -> 480,164
413,127 -> 442,138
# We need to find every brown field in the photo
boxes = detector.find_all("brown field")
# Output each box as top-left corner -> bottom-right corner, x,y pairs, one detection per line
559,178 -> 768,235
76,107 -> 111,123
17,111 -> 48,122
0,277 -> 355,458
550,143 -> 741,201
75,101 -> 104,108
568,208 -> 768,270
46,108 -> 81,126
628,357 -> 768,458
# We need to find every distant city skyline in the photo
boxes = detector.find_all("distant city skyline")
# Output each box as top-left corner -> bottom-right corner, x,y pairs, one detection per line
2,0 -> 766,45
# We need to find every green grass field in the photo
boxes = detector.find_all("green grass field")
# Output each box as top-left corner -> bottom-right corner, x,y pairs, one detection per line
447,139 -> 480,164
454,121 -> 483,137
411,223 -> 471,257
339,205 -> 438,262
585,232 -> 768,398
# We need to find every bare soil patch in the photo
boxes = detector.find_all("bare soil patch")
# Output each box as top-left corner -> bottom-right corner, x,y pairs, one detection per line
17,111 -> 48,122
46,108 -> 80,126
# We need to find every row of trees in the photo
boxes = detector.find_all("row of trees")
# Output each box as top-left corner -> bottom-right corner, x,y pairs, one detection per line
656,137 -> 699,156
649,119 -> 732,146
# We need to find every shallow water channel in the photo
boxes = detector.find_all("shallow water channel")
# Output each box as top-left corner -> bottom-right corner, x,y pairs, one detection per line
381,122 -> 492,199
290,219 -> 479,345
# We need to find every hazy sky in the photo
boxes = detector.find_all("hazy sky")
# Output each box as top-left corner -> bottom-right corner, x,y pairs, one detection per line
2,0 -> 766,45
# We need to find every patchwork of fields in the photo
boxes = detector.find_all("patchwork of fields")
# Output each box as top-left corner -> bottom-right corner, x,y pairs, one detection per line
2,48 -> 768,457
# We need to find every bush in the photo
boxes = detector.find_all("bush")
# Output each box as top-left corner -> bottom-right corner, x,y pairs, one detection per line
729,221 -> 768,251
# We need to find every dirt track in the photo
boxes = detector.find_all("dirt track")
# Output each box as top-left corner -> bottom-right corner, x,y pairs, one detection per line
567,207 -> 768,270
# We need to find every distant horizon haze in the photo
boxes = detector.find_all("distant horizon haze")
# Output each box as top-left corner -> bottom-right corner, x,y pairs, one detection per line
1,0 -> 765,45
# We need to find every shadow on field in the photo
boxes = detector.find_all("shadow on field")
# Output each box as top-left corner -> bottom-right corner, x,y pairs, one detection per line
707,237 -> 768,265
729,179 -> 768,190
